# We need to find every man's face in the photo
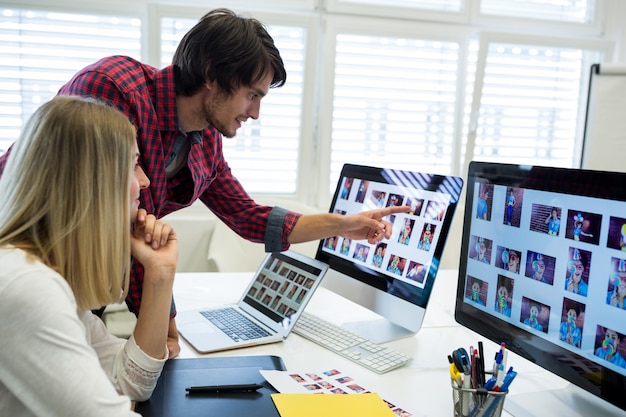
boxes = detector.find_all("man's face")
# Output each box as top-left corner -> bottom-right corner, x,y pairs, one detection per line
203,72 -> 273,138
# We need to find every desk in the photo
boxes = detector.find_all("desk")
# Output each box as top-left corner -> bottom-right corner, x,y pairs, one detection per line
171,270 -> 610,417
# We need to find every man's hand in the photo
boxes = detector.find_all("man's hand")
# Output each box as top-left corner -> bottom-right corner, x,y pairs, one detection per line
337,205 -> 411,243
288,205 -> 410,245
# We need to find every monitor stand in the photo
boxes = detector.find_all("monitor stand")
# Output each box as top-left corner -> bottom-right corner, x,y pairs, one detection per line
504,383 -> 625,417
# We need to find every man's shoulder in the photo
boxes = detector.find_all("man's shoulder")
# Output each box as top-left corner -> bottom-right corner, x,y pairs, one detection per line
64,56 -> 161,92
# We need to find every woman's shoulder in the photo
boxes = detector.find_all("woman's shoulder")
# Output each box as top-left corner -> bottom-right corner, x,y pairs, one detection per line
0,247 -> 76,309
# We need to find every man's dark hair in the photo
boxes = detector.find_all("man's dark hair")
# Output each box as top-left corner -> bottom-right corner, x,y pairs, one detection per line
172,8 -> 287,96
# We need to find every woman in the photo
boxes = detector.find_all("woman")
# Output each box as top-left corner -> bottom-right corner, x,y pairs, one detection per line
0,96 -> 178,416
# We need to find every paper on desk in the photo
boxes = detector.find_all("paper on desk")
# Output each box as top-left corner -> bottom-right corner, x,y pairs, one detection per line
260,369 -> 416,417
271,393 -> 395,417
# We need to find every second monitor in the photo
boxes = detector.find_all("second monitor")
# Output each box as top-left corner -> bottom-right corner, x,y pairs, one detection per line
315,164 -> 463,343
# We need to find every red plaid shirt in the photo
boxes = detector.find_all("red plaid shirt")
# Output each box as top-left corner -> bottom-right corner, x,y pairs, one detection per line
0,56 -> 300,316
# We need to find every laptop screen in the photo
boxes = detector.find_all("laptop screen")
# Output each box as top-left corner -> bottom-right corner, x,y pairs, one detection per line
241,251 -> 327,328
455,161 -> 626,410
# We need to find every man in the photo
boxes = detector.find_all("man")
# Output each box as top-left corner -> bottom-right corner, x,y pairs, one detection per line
0,8 -> 407,356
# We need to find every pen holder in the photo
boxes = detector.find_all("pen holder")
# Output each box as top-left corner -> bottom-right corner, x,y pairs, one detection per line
451,382 -> 508,417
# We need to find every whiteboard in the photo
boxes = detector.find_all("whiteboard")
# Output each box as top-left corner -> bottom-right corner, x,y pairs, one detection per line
581,63 -> 626,172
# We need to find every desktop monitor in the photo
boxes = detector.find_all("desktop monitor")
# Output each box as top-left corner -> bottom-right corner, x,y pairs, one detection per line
455,161 -> 626,415
315,164 -> 463,343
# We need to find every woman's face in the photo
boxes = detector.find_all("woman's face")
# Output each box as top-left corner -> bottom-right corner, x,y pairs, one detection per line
617,277 -> 626,297
131,142 -> 150,221
534,260 -> 545,278
508,251 -> 519,270
572,261 -> 584,282
497,286 -> 508,300
605,329 -> 619,344
566,308 -> 577,322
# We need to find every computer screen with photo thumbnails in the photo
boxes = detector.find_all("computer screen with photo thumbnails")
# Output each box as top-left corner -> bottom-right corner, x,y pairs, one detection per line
316,163 -> 463,344
455,161 -> 626,416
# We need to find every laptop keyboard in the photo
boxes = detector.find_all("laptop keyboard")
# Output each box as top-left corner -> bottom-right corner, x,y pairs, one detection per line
293,312 -> 412,374
200,307 -> 272,342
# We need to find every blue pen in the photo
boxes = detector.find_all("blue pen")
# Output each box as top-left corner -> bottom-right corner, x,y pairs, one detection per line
484,376 -> 497,391
498,370 -> 517,392
492,350 -> 502,375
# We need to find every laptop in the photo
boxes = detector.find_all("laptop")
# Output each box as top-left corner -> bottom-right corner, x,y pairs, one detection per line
177,250 -> 328,353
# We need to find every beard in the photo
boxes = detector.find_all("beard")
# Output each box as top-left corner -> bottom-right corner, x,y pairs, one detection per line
203,90 -> 238,138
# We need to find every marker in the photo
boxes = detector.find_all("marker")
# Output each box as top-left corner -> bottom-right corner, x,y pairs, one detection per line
185,383 -> 263,394
471,348 -> 478,388
453,348 -> 472,417
501,346 -> 508,374
448,355 -> 462,386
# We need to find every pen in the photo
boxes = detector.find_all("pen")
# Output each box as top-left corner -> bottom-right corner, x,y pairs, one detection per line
497,370 -> 517,392
478,341 -> 485,387
471,348 -> 478,389
185,383 -> 263,394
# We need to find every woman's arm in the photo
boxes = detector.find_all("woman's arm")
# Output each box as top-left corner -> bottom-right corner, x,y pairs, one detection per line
130,210 -> 178,360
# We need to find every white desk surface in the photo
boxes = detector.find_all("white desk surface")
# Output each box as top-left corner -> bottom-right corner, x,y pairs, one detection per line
172,270 -> 619,417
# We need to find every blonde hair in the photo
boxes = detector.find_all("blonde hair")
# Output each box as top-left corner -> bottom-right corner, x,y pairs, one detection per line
0,96 -> 135,310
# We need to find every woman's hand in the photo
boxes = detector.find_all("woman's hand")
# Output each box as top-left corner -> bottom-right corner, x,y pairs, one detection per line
130,209 -> 179,360
131,209 -> 178,279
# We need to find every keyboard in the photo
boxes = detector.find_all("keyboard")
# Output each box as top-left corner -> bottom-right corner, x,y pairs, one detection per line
293,312 -> 412,374
200,307 -> 271,341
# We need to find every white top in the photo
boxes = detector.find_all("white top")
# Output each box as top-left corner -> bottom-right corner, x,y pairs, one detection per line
0,247 -> 167,417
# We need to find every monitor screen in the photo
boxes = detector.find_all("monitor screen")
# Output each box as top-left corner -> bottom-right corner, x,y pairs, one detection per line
316,164 -> 463,343
455,161 -> 626,413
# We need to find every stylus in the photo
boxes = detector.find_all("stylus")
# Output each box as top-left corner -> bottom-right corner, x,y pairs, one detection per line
185,383 -> 263,394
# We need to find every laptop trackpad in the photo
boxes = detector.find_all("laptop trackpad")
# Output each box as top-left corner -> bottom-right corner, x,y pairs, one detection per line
181,321 -> 217,335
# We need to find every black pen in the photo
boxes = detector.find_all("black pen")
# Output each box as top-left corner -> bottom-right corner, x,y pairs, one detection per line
478,341 -> 486,387
185,383 -> 263,394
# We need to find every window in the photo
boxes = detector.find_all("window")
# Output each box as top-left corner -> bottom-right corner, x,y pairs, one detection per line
330,0 -> 463,11
325,30 -> 463,192
480,0 -> 596,24
468,38 -> 603,167
0,7 -> 141,153
1,0 -> 614,203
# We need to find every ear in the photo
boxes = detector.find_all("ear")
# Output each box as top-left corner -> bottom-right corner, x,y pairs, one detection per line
204,79 -> 218,94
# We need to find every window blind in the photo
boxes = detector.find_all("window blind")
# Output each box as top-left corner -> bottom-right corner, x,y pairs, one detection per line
330,0 -> 463,12
472,42 -> 602,167
329,33 -> 461,191
0,8 -> 141,153
480,0 -> 596,23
